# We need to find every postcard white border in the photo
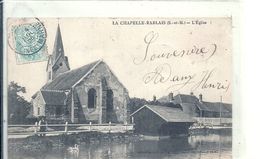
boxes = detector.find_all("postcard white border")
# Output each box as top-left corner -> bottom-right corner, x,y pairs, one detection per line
3,1 -> 241,159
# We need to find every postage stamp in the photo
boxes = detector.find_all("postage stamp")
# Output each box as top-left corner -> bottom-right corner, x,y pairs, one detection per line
9,20 -> 48,64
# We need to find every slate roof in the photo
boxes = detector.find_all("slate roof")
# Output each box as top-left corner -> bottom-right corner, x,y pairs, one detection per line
180,103 -> 197,112
158,94 -> 232,113
42,60 -> 101,90
222,103 -> 232,112
131,105 -> 195,123
173,94 -> 199,104
52,24 -> 65,61
158,94 -> 199,104
200,102 -> 231,113
172,94 -> 205,112
41,90 -> 67,105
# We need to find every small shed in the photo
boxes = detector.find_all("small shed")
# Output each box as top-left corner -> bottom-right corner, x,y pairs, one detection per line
130,105 -> 195,136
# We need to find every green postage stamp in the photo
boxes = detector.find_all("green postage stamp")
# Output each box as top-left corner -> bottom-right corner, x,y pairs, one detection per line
10,20 -> 48,64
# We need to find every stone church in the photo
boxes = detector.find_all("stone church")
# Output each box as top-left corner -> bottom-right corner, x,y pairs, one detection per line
31,25 -> 130,124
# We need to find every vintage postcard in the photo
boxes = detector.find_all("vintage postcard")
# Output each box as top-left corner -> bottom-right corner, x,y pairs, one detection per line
6,17 -> 232,159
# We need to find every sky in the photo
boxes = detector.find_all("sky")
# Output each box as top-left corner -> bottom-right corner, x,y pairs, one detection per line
7,18 -> 232,103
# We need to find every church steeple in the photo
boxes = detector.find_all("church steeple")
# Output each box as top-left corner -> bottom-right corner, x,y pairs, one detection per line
53,24 -> 65,61
46,24 -> 70,82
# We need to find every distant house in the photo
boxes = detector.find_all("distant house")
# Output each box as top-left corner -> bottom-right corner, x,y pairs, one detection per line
158,93 -> 232,118
130,105 -> 195,136
31,25 -> 130,124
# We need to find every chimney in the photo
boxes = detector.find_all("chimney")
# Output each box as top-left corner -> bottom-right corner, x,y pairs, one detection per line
153,95 -> 157,102
168,92 -> 174,101
199,94 -> 202,102
190,92 -> 194,96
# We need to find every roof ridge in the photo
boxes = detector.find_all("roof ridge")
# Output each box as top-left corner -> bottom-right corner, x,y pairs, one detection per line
145,105 -> 170,122
131,104 -> 194,123
148,104 -> 180,109
202,101 -> 232,105
41,89 -> 65,93
41,59 -> 104,90
72,59 -> 103,88
53,59 -> 101,78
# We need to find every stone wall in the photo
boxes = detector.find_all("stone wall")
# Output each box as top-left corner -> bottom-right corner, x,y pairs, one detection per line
74,62 -> 129,124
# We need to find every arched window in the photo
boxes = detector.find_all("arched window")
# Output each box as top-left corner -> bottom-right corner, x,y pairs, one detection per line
88,88 -> 97,108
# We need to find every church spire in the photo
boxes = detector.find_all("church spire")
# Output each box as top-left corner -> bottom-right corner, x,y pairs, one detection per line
46,24 -> 70,82
52,24 -> 65,62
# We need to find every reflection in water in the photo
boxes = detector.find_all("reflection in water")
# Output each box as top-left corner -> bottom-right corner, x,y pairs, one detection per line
9,130 -> 232,159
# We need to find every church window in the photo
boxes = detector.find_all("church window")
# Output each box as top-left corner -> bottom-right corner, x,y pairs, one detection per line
37,107 -> 40,115
88,88 -> 97,108
59,63 -> 63,66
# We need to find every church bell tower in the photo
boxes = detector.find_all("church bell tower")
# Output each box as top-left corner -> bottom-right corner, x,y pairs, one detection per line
46,24 -> 70,82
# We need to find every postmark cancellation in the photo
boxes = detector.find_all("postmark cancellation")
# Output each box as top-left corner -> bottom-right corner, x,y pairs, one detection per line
8,19 -> 48,64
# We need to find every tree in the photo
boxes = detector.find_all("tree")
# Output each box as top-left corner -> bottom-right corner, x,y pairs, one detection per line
128,97 -> 149,114
8,81 -> 31,124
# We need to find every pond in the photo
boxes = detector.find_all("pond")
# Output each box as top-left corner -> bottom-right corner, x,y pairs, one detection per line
8,129 -> 232,159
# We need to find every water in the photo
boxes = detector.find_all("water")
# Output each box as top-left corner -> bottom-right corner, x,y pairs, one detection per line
9,130 -> 232,159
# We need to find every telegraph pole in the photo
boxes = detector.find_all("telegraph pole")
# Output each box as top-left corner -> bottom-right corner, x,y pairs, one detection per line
219,96 -> 222,125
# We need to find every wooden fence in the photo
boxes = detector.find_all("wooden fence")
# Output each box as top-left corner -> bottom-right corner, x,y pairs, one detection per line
8,122 -> 134,136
